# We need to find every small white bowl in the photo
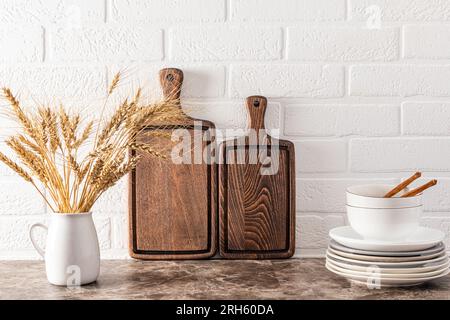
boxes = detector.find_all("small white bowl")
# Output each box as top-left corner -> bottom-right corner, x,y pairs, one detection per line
346,184 -> 422,209
347,205 -> 422,242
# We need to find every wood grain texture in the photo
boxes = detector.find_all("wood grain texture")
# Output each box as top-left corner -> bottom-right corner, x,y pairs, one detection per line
129,68 -> 217,260
219,96 -> 295,259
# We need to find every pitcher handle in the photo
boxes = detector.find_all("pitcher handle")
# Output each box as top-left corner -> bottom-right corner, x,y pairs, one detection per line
29,223 -> 47,258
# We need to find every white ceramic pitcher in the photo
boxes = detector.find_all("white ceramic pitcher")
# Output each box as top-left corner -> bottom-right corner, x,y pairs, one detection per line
29,212 -> 100,286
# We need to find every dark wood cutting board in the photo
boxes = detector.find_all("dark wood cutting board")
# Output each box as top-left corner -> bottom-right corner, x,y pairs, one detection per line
219,96 -> 295,259
129,68 -> 217,259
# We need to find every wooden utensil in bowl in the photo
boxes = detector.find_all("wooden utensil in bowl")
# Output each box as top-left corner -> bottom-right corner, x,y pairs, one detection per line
402,180 -> 438,198
384,172 -> 437,198
384,172 -> 421,198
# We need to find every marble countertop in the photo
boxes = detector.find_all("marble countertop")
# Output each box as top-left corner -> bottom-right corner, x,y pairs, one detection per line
0,259 -> 449,300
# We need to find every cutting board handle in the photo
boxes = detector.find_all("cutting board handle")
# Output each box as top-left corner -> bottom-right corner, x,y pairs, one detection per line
246,95 -> 267,133
159,68 -> 183,104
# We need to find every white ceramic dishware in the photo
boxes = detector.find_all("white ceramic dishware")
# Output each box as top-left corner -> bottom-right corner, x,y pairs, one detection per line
326,261 -> 449,279
346,183 -> 424,241
347,205 -> 421,241
326,255 -> 450,274
326,262 -> 450,287
29,212 -> 100,286
329,240 -> 445,257
327,246 -> 445,263
326,250 -> 448,267
346,184 -> 422,208
328,182 -> 447,287
329,226 -> 445,252
349,279 -> 431,288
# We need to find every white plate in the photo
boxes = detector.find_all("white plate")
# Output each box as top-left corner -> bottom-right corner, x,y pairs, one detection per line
326,262 -> 449,286
326,256 -> 450,274
326,262 -> 449,285
329,240 -> 445,257
329,226 -> 445,252
326,260 -> 449,279
349,279 -> 424,288
328,246 -> 445,263
326,250 -> 448,267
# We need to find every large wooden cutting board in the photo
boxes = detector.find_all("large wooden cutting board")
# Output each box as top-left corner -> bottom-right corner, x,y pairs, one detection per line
129,68 -> 217,259
219,96 -> 295,259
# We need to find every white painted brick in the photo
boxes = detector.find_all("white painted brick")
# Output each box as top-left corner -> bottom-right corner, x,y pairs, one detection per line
404,25 -> 450,59
0,163 -> 16,178
0,0 -> 104,25
296,215 -> 345,249
112,0 -> 225,23
51,27 -> 162,62
93,217 -> 112,250
0,26 -> 43,62
100,249 -> 130,259
285,104 -> 399,137
177,65 -> 226,98
231,0 -> 346,22
287,27 -> 399,61
185,101 -> 280,137
111,214 -> 128,249
230,65 -> 344,98
351,138 -> 450,172
417,178 -> 450,212
421,217 -> 450,248
92,178 -> 127,215
0,115 -> 16,130
402,102 -> 450,135
0,65 -> 105,100
0,216 -> 48,251
350,65 -> 450,97
0,182 -> 46,215
349,0 -> 450,22
170,27 -> 282,61
108,64 -> 225,99
297,179 -> 398,213
0,142 -> 26,178
294,140 -> 347,173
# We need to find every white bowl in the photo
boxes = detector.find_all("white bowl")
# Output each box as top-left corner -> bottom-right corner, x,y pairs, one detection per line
346,184 -> 422,209
346,205 -> 422,241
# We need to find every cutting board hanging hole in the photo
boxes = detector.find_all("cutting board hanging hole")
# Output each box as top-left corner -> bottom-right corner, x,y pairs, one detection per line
159,68 -> 183,104
166,73 -> 174,82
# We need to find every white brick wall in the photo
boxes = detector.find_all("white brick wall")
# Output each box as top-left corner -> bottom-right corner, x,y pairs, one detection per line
349,0 -> 450,22
0,26 -> 43,62
285,104 -> 399,137
170,27 -> 282,61
350,65 -> 450,97
230,0 -> 346,22
50,27 -> 163,62
111,0 -> 225,23
403,25 -> 450,59
1,0 -> 450,259
230,65 -> 345,98
287,27 -> 399,61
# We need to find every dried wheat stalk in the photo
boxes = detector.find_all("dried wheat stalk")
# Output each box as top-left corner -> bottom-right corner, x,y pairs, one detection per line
0,73 -> 186,213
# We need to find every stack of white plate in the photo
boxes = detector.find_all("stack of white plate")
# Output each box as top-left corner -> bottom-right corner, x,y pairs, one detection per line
326,226 -> 449,287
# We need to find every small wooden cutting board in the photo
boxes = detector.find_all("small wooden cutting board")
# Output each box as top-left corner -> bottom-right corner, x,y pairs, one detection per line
219,96 -> 296,259
129,68 -> 217,260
